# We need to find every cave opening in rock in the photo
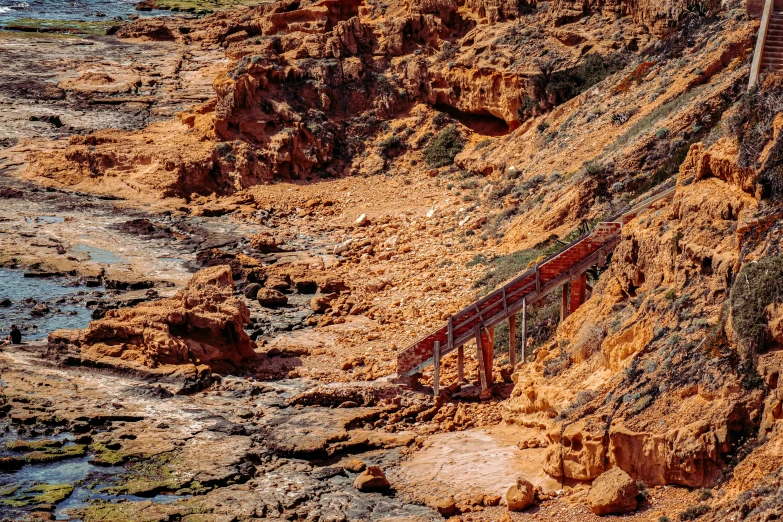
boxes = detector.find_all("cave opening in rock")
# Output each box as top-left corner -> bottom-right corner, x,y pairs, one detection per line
433,104 -> 511,136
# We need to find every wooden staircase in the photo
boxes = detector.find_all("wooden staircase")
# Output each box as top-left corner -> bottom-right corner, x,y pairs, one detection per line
749,0 -> 783,88
762,12 -> 783,72
395,186 -> 677,396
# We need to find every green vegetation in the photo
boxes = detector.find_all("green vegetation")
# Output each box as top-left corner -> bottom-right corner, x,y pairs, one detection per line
112,452 -> 184,496
0,483 -> 73,507
5,439 -> 64,452
2,17 -> 117,35
90,442 -> 126,466
377,135 -> 403,158
679,504 -> 710,520
610,86 -> 706,153
424,126 -> 463,168
521,53 -> 626,120
23,444 -> 86,464
728,255 -> 783,357
152,0 -> 264,14
727,84 -> 783,199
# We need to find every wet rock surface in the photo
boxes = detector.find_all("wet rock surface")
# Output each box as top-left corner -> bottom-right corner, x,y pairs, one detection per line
0,348 -> 441,521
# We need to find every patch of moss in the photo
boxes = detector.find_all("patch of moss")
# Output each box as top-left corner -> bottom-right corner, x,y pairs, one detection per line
111,452 -> 184,496
71,498 -> 192,522
25,483 -> 74,504
23,444 -> 87,464
0,485 -> 20,496
154,0 -> 264,14
0,483 -> 73,507
5,439 -> 65,452
89,442 -> 126,466
1,17 -> 117,36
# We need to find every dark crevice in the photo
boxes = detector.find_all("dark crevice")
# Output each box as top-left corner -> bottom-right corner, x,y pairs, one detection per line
433,103 -> 511,136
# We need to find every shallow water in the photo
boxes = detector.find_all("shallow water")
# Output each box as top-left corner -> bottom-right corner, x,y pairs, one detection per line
0,0 -> 170,25
0,268 -> 101,340
0,430 -> 186,520
71,244 -> 128,265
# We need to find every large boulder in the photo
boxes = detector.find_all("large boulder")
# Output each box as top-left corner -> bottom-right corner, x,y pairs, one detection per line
353,466 -> 390,492
506,478 -> 535,511
48,266 -> 256,377
587,467 -> 639,515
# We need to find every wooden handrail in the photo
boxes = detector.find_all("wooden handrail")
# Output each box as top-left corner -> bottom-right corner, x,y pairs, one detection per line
395,186 -> 677,378
749,0 -> 774,90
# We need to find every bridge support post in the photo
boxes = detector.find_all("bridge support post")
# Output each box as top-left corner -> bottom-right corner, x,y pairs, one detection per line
483,326 -> 494,386
521,298 -> 527,363
509,314 -> 517,368
475,326 -> 488,396
457,346 -> 465,383
570,273 -> 587,314
560,281 -> 571,323
433,341 -> 440,397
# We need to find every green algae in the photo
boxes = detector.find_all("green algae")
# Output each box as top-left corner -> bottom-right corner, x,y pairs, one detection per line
0,483 -> 74,507
154,0 -> 265,14
23,444 -> 87,464
5,439 -> 65,452
89,442 -> 126,466
0,17 -> 118,35
110,452 -> 185,496
0,485 -> 20,496
75,499 -> 194,522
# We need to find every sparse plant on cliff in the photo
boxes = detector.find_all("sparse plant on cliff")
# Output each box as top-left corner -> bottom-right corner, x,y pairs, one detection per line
521,54 -> 625,121
678,504 -> 710,520
424,126 -> 463,168
685,0 -> 719,17
376,135 -> 403,158
727,83 -> 783,199
728,255 -> 783,358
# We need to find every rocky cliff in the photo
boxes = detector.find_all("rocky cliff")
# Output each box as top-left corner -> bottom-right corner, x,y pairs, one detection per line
15,0 -> 783,517
48,265 -> 257,381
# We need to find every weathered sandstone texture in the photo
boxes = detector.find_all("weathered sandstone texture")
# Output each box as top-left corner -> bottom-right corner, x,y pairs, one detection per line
48,265 -> 257,378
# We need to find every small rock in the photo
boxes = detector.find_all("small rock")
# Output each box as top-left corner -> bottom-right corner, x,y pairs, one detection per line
353,465 -> 390,492
257,288 -> 288,308
243,283 -> 262,299
265,274 -> 291,291
310,294 -> 336,313
507,478 -> 535,512
424,495 -> 459,517
342,459 -> 366,473
587,467 -> 639,515
355,214 -> 369,226
30,303 -> 50,317
0,298 -> 11,307
311,466 -> 345,480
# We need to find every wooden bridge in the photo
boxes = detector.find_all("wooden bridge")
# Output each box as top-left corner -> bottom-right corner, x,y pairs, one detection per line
395,186 -> 676,397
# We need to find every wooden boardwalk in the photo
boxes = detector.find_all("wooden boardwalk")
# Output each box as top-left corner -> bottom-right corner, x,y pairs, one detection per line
395,186 -> 676,396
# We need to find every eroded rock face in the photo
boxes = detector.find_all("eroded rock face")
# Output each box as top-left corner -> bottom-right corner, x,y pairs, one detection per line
48,265 -> 257,377
586,467 -> 638,515
550,0 -> 687,35
510,136 -> 776,490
